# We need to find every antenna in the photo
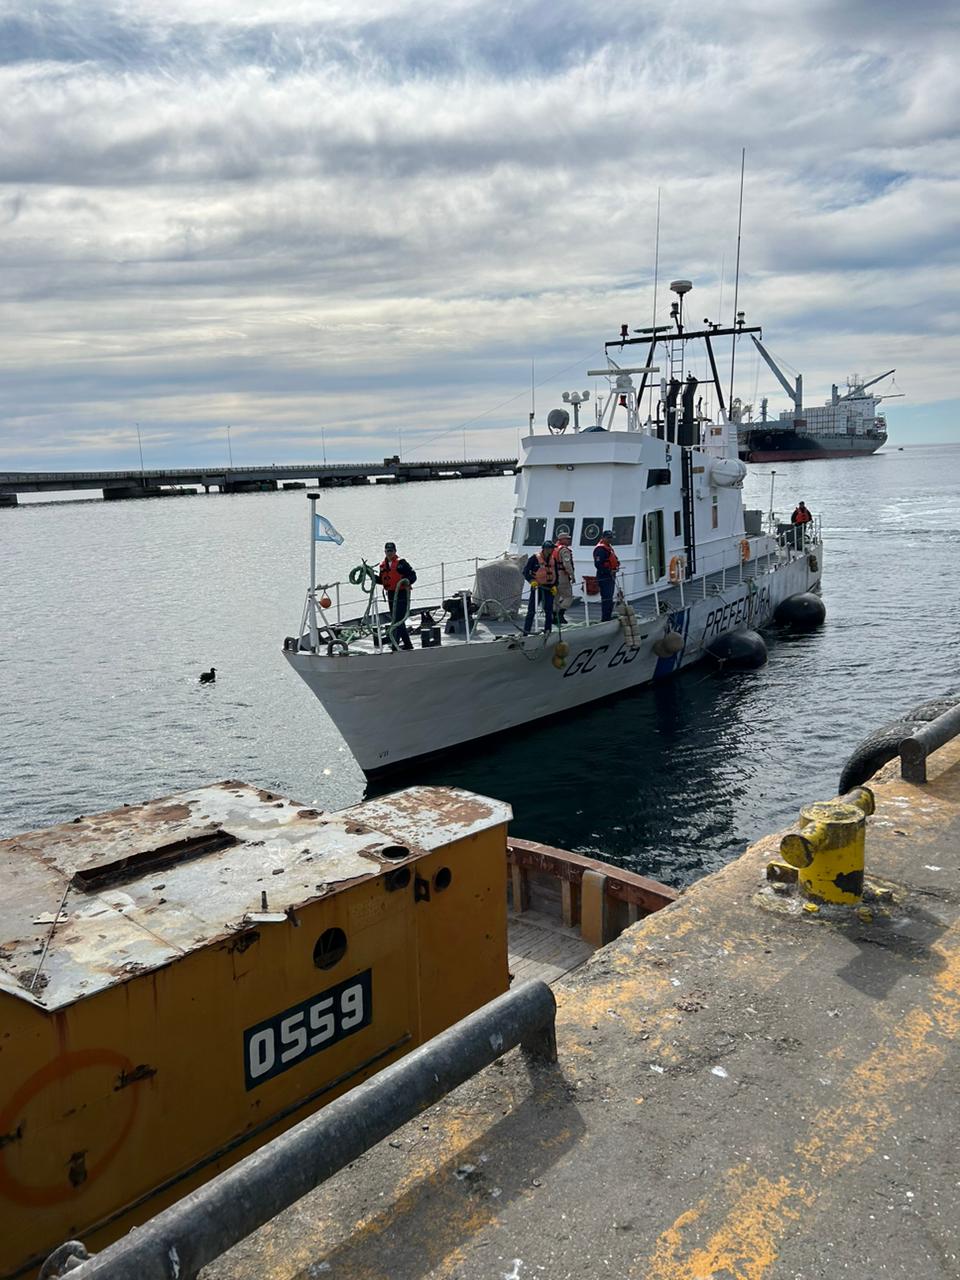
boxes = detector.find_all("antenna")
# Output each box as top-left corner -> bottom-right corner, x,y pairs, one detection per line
649,187 -> 661,419
529,359 -> 535,435
728,148 -> 746,410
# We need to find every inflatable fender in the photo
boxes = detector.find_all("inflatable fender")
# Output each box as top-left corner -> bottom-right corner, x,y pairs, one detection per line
773,592 -> 826,632
705,628 -> 767,671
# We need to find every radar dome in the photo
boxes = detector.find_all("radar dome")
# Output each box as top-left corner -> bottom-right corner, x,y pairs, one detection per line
547,408 -> 570,434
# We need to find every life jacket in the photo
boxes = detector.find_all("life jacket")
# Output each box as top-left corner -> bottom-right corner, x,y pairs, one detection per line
792,507 -> 811,525
594,541 -> 620,574
533,552 -> 557,587
552,545 -> 573,578
380,556 -> 409,592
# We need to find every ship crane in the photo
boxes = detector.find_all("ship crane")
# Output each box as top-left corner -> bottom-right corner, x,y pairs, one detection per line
841,369 -> 896,399
749,335 -> 802,416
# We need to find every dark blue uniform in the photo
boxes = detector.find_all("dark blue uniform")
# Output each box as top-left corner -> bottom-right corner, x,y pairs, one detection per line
593,541 -> 617,622
379,556 -> 417,650
522,552 -> 556,634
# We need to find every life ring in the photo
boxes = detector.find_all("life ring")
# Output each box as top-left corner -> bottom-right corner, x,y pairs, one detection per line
668,556 -> 685,584
740,539 -> 751,562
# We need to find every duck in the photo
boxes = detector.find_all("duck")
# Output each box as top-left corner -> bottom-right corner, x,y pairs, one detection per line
199,668 -> 216,684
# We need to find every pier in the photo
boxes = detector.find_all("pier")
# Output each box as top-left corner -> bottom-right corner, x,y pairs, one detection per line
0,457 -> 517,506
201,738 -> 960,1279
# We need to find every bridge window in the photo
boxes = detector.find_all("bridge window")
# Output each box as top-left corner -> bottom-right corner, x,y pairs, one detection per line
674,511 -> 682,537
611,516 -> 635,545
580,517 -> 604,546
552,518 -> 575,542
523,517 -> 547,546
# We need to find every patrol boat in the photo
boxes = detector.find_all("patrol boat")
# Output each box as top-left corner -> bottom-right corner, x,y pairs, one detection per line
284,281 -> 824,775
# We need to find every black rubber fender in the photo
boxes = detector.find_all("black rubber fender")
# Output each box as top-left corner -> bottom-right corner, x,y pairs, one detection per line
773,592 -> 826,632
706,628 -> 768,670
838,692 -> 960,792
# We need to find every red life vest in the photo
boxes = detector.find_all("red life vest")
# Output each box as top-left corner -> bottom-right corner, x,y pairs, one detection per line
792,507 -> 811,525
595,541 -> 620,573
533,552 -> 557,586
380,556 -> 408,592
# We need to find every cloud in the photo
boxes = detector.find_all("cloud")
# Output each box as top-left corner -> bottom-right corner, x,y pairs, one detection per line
0,0 -> 957,466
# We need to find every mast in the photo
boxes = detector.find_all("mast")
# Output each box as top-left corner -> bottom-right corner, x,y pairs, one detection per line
727,148 -> 746,410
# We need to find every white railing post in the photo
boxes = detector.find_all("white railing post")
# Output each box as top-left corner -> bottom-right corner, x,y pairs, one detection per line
461,590 -> 472,643
307,493 -> 319,651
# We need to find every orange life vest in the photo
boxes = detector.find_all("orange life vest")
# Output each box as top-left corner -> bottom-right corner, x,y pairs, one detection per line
552,545 -> 573,578
380,556 -> 408,592
792,507 -> 811,525
533,552 -> 557,587
594,541 -> 620,573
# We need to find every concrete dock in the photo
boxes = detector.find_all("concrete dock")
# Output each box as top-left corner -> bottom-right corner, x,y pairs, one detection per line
205,740 -> 960,1280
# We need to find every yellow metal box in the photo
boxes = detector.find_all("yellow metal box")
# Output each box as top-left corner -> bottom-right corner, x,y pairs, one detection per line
0,782 -> 510,1277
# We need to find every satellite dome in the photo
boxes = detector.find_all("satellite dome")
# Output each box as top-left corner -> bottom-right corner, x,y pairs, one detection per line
670,279 -> 693,296
547,408 -> 570,434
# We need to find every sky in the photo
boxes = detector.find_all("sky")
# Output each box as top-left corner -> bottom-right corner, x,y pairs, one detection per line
2,0 -> 959,471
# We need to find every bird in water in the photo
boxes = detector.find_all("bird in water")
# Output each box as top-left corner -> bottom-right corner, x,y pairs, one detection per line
199,668 -> 216,684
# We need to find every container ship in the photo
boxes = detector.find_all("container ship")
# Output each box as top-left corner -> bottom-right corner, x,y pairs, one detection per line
736,335 -> 897,461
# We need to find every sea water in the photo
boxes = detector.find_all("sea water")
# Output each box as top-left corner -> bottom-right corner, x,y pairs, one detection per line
2,444 -> 957,887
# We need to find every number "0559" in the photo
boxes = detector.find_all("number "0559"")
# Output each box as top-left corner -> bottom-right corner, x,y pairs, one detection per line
243,969 -> 372,1089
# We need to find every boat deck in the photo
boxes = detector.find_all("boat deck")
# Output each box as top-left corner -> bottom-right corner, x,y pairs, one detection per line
507,909 -> 596,985
320,540 -> 810,654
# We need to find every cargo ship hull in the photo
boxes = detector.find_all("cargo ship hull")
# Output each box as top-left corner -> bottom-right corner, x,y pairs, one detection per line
738,429 -> 886,463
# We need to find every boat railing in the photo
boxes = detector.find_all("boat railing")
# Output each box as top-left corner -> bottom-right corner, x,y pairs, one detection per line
316,557 -> 488,626
303,521 -> 822,650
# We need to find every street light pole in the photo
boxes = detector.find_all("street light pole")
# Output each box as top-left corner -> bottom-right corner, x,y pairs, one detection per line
227,425 -> 234,468
321,426 -> 327,465
135,423 -> 145,479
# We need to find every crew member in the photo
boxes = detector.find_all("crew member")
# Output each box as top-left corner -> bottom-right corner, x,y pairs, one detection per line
378,541 -> 417,651
552,532 -> 575,625
790,501 -> 812,547
523,540 -> 557,635
593,530 -> 620,622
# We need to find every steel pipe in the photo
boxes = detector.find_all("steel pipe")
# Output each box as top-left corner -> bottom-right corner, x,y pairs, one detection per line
900,702 -> 960,784
68,981 -> 557,1280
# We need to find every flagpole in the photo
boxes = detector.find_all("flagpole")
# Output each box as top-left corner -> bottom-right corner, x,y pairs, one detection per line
307,491 -> 319,651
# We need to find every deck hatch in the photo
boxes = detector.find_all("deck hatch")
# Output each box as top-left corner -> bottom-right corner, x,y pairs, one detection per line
70,827 -> 240,891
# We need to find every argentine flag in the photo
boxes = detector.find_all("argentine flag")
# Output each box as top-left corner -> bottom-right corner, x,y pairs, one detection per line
314,514 -> 344,545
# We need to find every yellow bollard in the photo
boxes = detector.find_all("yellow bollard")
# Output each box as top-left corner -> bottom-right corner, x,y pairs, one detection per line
779,787 -> 875,905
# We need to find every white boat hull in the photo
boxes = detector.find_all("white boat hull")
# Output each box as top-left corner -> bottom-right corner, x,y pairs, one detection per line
285,553 -> 821,775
